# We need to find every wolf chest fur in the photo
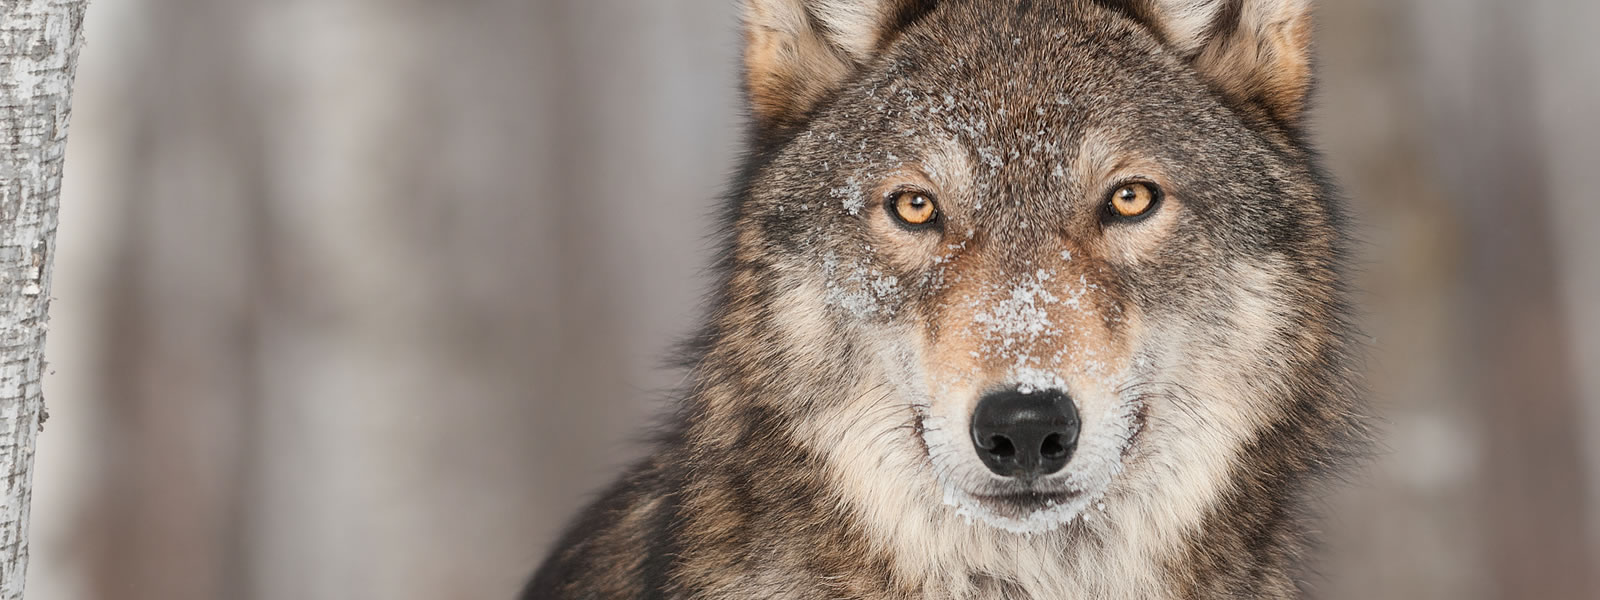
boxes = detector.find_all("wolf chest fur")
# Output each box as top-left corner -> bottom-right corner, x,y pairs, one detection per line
525,0 -> 1364,598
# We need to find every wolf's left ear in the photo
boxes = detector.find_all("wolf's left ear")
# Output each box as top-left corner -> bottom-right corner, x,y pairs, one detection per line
1126,0 -> 1314,124
743,0 -> 927,131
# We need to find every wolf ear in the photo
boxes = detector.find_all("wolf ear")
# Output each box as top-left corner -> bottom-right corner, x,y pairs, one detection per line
743,0 -> 924,131
1126,0 -> 1314,124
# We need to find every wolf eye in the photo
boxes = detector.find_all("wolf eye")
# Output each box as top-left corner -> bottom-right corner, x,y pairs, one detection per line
1106,181 -> 1161,220
888,190 -> 939,227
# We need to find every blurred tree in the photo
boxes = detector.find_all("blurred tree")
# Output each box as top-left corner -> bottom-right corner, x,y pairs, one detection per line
0,1 -> 90,598
1407,1 -> 1598,596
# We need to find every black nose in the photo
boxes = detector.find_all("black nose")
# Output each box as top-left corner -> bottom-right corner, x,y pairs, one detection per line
970,387 -> 1080,479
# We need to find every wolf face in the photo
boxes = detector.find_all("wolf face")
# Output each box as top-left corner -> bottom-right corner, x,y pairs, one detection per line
739,0 -> 1344,545
529,1 -> 1360,597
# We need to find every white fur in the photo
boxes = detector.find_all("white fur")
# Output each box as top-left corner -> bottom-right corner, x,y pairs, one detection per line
812,0 -> 892,59
745,0 -> 896,61
1144,0 -> 1312,54
1144,0 -> 1230,54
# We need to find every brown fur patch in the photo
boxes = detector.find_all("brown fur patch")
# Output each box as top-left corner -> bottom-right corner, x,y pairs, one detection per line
744,16 -> 855,130
921,245 -> 1132,406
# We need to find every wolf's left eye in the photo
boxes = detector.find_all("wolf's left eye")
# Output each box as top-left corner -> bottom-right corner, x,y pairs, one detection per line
888,190 -> 939,228
1106,181 -> 1162,220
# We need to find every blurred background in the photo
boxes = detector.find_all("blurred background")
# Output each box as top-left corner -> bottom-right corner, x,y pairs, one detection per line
23,0 -> 1600,598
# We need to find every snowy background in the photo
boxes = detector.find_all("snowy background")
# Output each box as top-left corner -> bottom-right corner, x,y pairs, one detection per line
26,0 -> 1600,598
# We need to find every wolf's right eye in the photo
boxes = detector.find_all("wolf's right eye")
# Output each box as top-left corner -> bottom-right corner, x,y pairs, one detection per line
888,190 -> 939,228
1106,181 -> 1162,220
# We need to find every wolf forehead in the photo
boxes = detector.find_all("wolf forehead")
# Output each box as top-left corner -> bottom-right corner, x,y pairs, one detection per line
789,17 -> 1178,165
820,6 -> 1197,138
750,3 -> 1318,222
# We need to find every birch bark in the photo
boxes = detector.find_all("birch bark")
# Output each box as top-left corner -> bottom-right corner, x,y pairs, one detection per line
1,2 -> 89,597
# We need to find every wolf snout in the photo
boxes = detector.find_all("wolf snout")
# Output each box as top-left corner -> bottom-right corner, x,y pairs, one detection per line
970,387 -> 1081,479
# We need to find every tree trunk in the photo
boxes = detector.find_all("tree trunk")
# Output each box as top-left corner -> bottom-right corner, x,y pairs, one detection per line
0,2 -> 89,598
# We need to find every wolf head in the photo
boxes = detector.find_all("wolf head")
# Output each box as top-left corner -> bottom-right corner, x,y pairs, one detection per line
707,0 -> 1352,553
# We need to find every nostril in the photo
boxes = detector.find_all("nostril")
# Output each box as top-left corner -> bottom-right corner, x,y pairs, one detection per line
988,435 -> 1016,458
1040,433 -> 1066,459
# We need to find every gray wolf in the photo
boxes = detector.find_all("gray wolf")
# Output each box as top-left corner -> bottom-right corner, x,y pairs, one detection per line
524,0 -> 1364,597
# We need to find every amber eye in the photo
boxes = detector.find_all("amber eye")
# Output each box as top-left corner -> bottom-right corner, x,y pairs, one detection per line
1107,181 -> 1161,219
888,190 -> 939,227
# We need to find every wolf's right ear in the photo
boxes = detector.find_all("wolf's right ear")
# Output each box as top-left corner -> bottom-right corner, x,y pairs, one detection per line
743,0 -> 927,132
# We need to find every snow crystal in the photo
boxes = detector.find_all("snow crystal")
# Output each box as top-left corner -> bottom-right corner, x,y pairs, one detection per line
971,271 -> 1062,352
829,175 -> 868,215
821,252 -> 903,319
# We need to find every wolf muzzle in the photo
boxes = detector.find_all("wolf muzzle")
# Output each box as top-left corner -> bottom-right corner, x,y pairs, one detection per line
970,388 -> 1081,479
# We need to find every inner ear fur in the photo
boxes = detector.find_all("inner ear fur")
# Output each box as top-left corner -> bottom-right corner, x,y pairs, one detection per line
1123,0 -> 1315,125
742,0 -> 928,132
